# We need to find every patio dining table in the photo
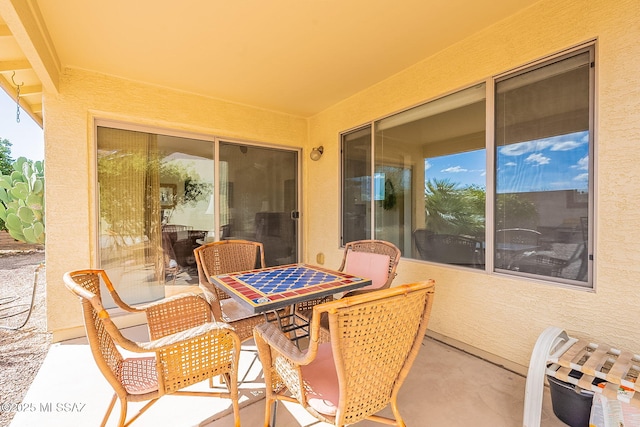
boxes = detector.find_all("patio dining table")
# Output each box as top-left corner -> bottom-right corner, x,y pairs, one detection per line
209,263 -> 372,343
209,263 -> 372,314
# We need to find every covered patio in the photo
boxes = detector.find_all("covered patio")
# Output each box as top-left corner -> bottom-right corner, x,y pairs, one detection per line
1,0 -> 640,425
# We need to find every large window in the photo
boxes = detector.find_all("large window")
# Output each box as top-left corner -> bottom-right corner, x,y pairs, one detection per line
341,44 -> 594,287
494,48 -> 592,284
343,85 -> 486,268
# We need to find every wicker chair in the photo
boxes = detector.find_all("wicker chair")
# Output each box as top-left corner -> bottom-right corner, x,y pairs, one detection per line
63,269 -> 241,427
194,239 -> 271,342
296,239 -> 401,319
254,281 -> 436,427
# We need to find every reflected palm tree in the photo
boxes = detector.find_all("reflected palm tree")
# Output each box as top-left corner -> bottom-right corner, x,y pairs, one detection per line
424,179 -> 484,237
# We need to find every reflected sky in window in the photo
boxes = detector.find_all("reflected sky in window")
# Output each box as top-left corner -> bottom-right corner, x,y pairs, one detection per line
425,131 -> 589,194
497,131 -> 589,193
425,149 -> 486,189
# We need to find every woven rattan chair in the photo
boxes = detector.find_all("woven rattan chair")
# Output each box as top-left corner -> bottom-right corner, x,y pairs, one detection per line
63,269 -> 241,427
194,239 -> 271,342
254,281 -> 435,427
296,239 -> 401,320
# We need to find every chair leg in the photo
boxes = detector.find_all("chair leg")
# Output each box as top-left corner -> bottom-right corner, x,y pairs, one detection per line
123,399 -> 158,427
389,398 -> 406,427
101,393 -> 118,427
232,394 -> 241,427
117,397 -> 128,427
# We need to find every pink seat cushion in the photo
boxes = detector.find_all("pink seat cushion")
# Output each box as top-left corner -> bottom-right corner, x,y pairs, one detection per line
119,356 -> 158,395
345,251 -> 391,291
300,343 -> 339,416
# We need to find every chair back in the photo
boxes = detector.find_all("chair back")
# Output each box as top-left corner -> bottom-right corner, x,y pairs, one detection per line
418,233 -> 482,268
413,228 -> 433,259
63,270 -> 130,398
194,239 -> 265,302
339,240 -> 401,291
313,281 -> 435,425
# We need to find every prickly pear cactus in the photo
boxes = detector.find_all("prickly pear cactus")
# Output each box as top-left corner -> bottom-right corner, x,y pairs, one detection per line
0,157 -> 44,244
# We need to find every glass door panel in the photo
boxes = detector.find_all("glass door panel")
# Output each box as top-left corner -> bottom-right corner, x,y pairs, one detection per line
219,142 -> 299,267
97,126 -> 214,307
341,127 -> 372,245
158,135 -> 214,285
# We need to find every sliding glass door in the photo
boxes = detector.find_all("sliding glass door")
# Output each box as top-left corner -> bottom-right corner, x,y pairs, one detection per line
97,125 -> 299,308
219,141 -> 299,267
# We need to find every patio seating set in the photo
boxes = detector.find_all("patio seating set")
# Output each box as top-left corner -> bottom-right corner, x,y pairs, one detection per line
63,239 -> 436,427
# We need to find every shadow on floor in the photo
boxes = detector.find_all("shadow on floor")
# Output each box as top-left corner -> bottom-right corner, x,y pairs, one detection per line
10,326 -> 566,427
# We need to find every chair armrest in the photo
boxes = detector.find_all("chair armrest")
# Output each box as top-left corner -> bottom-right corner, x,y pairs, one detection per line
139,322 -> 236,352
254,322 -> 307,400
254,322 -> 316,365
144,293 -> 212,340
109,320 -> 236,354
198,283 -> 225,321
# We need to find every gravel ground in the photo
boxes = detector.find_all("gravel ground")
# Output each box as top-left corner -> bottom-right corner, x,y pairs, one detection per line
0,251 -> 48,427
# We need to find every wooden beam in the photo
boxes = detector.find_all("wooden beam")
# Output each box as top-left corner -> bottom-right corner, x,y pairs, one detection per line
0,60 -> 31,72
0,0 -> 59,93
29,102 -> 42,114
16,84 -> 41,95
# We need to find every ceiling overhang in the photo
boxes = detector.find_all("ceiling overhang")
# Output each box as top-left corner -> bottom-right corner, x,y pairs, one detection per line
0,0 -> 544,124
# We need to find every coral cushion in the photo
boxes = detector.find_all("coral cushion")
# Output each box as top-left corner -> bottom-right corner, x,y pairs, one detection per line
345,251 -> 390,291
119,356 -> 158,395
300,343 -> 339,416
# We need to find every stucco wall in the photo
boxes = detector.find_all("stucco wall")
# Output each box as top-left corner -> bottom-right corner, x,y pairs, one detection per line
45,69 -> 307,338
307,0 -> 640,369
46,0 -> 640,371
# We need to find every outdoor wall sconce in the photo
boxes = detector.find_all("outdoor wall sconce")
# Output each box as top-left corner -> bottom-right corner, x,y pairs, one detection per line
310,146 -> 324,161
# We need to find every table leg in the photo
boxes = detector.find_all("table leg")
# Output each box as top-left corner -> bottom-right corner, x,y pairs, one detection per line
265,304 -> 310,348
270,400 -> 279,427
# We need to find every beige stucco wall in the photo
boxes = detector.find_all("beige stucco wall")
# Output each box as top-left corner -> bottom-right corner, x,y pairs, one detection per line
45,69 -> 308,339
45,0 -> 640,372
307,0 -> 640,370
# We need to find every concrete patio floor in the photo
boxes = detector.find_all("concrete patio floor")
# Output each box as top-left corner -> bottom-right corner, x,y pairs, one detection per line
10,325 -> 567,426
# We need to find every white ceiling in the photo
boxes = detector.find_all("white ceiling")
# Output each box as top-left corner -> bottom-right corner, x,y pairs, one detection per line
2,0 -> 541,121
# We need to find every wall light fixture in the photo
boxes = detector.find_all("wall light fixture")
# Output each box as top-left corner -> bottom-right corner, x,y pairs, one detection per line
310,146 -> 324,161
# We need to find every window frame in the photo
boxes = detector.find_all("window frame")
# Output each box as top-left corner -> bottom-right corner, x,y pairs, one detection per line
340,41 -> 595,289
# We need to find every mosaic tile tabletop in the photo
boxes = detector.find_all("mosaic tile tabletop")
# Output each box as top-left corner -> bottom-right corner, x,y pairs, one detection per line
210,263 -> 371,313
